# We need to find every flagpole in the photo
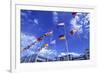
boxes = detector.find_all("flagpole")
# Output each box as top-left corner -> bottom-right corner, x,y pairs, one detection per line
63,24 -> 69,61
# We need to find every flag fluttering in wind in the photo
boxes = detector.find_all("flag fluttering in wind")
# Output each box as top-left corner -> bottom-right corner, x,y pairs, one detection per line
23,31 -> 53,51
50,40 -> 56,44
70,28 -> 78,35
37,37 -> 43,42
58,22 -> 64,26
59,35 -> 66,40
57,22 -> 65,27
44,31 -> 53,37
44,44 -> 49,47
37,43 -> 49,52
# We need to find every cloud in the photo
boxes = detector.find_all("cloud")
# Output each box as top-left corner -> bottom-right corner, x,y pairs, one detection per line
21,49 -> 35,57
21,10 -> 39,27
21,11 -> 28,18
70,18 -> 83,34
39,48 -> 57,59
70,13 -> 90,38
58,52 -> 66,57
21,33 -> 81,59
21,33 -> 42,57
21,33 -> 36,49
50,40 -> 56,44
21,33 -> 57,59
33,18 -> 38,24
68,52 -> 81,57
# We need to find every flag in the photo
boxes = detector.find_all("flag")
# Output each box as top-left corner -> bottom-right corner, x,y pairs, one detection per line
59,35 -> 66,40
44,44 -> 48,47
44,31 -> 53,37
37,37 -> 43,42
50,40 -> 56,44
57,22 -> 65,27
70,28 -> 77,35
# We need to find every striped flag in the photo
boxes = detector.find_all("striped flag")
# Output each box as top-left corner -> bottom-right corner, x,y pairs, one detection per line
59,35 -> 66,40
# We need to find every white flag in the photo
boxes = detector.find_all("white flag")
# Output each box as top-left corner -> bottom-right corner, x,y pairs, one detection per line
57,22 -> 65,26
50,40 -> 56,44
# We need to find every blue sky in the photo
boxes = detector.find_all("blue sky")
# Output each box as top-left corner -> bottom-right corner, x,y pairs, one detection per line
21,9 -> 90,58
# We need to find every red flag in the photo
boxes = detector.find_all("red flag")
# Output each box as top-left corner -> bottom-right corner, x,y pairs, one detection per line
37,37 -> 43,42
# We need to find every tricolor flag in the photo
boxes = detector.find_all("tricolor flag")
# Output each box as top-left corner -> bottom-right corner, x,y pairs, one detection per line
59,35 -> 66,40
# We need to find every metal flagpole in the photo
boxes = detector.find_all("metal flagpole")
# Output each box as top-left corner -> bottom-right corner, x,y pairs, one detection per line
63,23 -> 69,61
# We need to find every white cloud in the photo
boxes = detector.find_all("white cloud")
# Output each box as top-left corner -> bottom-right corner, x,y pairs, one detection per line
68,52 -> 81,57
21,11 -> 28,18
33,18 -> 38,24
21,33 -> 57,59
21,33 -> 36,49
70,15 -> 83,34
21,33 -> 42,57
58,52 -> 66,57
38,48 -> 57,59
50,40 -> 56,44
21,49 -> 35,57
70,13 -> 90,38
